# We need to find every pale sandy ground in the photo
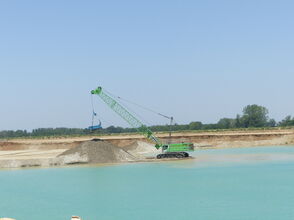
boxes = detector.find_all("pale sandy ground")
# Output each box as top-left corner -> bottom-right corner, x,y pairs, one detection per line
0,129 -> 293,168
0,149 -> 66,160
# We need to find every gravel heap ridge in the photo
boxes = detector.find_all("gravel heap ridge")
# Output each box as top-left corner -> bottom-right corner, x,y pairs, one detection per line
58,139 -> 137,164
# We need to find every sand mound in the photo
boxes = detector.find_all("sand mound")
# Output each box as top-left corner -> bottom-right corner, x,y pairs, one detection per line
58,140 -> 136,164
125,141 -> 161,158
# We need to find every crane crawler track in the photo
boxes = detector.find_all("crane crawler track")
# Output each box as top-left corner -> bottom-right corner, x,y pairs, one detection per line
156,152 -> 189,159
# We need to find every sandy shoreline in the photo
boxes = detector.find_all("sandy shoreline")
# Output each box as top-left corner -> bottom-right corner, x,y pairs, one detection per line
0,129 -> 293,169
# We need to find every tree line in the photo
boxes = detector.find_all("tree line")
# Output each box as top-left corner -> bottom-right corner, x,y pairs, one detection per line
1,104 -> 294,138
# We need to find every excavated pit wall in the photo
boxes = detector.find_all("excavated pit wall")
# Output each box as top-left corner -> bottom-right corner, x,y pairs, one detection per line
108,132 -> 294,149
1,130 -> 294,151
1,130 -> 294,169
0,140 -> 139,168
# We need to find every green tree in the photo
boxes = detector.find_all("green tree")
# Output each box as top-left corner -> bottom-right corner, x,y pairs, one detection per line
189,121 -> 203,130
217,118 -> 236,129
279,116 -> 294,126
241,104 -> 269,127
267,119 -> 276,127
235,114 -> 241,128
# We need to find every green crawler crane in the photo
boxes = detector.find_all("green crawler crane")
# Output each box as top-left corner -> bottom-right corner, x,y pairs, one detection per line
91,87 -> 194,159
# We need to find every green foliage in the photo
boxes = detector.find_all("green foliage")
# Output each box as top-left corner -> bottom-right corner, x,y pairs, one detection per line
0,128 -> 88,138
267,119 -> 277,127
217,118 -> 236,129
0,104 -> 292,139
235,114 -> 241,128
189,121 -> 203,130
241,104 -> 269,127
279,116 -> 294,126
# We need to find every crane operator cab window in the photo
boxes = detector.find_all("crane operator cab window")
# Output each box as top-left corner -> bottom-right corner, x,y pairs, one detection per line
162,145 -> 168,151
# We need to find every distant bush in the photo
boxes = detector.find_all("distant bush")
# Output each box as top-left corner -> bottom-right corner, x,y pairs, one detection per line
1,104 -> 293,139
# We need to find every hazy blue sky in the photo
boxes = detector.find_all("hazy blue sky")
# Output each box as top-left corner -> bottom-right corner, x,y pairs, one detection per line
0,0 -> 293,130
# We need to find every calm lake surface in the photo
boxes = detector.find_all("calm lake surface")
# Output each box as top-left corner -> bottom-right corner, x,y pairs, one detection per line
1,146 -> 294,220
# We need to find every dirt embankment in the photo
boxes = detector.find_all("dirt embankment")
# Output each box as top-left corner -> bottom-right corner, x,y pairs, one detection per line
96,130 -> 294,148
1,129 -> 294,151
0,139 -> 156,168
190,131 -> 294,148
0,129 -> 293,168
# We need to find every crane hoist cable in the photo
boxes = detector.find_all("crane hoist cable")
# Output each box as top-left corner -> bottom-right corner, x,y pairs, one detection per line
103,89 -> 153,127
103,89 -> 174,142
103,88 -> 173,122
88,94 -> 102,131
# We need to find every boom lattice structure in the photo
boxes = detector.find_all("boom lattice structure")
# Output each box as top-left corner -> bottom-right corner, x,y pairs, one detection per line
91,87 -> 162,148
91,86 -> 194,158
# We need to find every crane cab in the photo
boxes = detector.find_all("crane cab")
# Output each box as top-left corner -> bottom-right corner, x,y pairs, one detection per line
157,143 -> 194,159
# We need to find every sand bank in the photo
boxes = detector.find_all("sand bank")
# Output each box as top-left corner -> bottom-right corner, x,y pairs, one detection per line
0,129 -> 293,169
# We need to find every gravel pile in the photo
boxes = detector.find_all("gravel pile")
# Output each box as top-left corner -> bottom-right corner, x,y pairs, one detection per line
58,139 -> 137,164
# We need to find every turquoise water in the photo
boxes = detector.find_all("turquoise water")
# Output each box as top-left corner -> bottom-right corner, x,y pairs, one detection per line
1,146 -> 294,220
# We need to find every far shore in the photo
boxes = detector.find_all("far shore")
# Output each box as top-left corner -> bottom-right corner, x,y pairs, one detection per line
0,129 -> 293,169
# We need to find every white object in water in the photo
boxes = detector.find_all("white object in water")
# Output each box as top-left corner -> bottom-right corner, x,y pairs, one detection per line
71,216 -> 82,220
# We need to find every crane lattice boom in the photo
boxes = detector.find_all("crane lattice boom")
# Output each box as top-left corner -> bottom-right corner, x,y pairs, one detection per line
91,87 -> 162,149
